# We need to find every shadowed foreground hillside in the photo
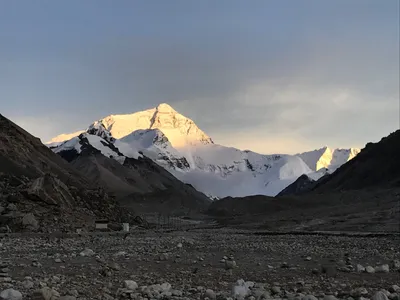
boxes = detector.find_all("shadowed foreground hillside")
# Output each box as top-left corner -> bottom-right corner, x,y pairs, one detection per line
0,114 -> 131,232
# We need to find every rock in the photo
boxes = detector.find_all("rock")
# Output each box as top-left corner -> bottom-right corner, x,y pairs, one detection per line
6,204 -> 17,211
324,296 -> 338,300
351,288 -> 369,297
108,262 -> 120,271
372,291 -> 389,300
32,287 -> 60,300
114,251 -> 126,257
375,264 -> 390,273
225,260 -> 237,270
54,258 -> 62,263
159,253 -> 169,261
22,279 -> 35,289
0,289 -> 23,300
79,249 -> 95,257
356,264 -> 365,272
271,286 -> 281,295
22,213 -> 39,230
392,260 -> 400,270
389,286 -> 400,293
177,243 -> 183,248
305,256 -> 312,261
232,279 -> 251,299
302,295 -> 318,300
205,289 -> 216,300
366,266 -> 375,273
124,280 -> 138,291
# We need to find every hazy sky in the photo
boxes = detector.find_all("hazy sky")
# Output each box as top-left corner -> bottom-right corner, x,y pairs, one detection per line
1,0 -> 399,154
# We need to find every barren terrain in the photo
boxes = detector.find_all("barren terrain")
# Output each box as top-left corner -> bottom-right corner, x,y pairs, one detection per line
1,229 -> 399,300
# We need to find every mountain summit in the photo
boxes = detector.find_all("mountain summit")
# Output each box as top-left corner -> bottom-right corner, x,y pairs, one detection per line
48,103 -> 360,198
49,103 -> 213,148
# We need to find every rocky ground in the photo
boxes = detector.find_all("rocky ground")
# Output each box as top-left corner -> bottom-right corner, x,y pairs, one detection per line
0,229 -> 399,300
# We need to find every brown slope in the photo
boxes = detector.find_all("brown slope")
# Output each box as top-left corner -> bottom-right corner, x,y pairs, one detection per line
0,114 -> 89,186
0,114 -> 130,232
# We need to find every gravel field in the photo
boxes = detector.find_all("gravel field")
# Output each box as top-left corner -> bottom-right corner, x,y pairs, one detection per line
0,229 -> 399,300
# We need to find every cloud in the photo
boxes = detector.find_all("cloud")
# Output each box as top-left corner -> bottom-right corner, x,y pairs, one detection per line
1,0 -> 398,153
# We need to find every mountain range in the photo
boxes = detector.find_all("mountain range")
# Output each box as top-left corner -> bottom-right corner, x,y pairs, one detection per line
47,103 -> 360,198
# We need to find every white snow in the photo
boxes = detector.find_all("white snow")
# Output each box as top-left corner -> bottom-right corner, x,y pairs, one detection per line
48,103 -> 360,198
297,147 -> 360,172
47,130 -> 85,145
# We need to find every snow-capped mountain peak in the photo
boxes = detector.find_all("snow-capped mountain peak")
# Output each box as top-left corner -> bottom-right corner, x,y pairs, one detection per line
298,147 -> 361,172
47,103 -> 361,199
48,103 -> 213,148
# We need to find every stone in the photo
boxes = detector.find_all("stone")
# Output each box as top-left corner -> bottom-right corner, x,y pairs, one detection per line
302,295 -> 318,300
324,296 -> 338,300
305,256 -> 312,261
0,289 -> 23,300
375,264 -> 389,273
356,264 -> 365,272
22,213 -> 39,229
351,288 -> 369,297
389,286 -> 400,293
205,289 -> 216,299
32,287 -> 60,300
177,243 -> 183,248
6,203 -> 17,211
225,260 -> 237,270
23,279 -> 35,289
392,260 -> 400,270
366,266 -> 375,273
271,286 -> 281,295
159,253 -> 169,261
124,280 -> 138,291
79,249 -> 95,257
232,279 -> 251,299
372,291 -> 389,300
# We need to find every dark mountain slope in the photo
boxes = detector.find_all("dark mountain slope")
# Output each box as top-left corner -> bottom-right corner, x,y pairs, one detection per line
208,131 -> 400,232
54,133 -> 211,214
313,130 -> 400,192
0,114 -> 130,232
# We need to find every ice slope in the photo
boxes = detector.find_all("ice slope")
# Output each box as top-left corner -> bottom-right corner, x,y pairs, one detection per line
297,147 -> 361,172
54,133 -> 141,163
48,103 -> 360,198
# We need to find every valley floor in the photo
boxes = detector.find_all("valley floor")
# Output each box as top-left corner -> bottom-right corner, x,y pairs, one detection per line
0,229 -> 399,299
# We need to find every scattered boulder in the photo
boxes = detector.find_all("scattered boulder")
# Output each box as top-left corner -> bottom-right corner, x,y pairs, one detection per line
32,287 -> 60,300
375,264 -> 390,273
356,264 -> 365,272
124,280 -> 138,291
372,291 -> 389,300
225,259 -> 237,270
22,213 -> 39,230
205,289 -> 216,300
79,249 -> 95,257
366,266 -> 375,273
0,289 -> 22,300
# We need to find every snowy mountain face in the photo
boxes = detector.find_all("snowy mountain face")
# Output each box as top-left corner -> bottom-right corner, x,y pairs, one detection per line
298,147 -> 361,173
47,103 -> 360,198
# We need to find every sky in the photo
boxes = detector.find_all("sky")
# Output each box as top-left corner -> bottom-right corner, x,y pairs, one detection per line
1,0 -> 399,154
